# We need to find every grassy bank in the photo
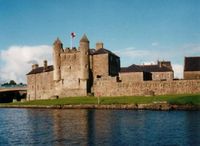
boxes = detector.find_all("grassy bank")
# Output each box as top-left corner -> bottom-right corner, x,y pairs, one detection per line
1,94 -> 200,106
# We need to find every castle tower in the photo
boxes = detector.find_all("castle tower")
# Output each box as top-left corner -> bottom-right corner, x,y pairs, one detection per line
80,34 -> 89,80
53,38 -> 63,81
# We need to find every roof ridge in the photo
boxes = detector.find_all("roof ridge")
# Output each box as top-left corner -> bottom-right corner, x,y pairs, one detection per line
27,65 -> 54,75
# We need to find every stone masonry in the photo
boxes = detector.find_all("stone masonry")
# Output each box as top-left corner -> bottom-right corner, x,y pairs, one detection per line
27,34 -> 200,100
27,34 -> 120,100
93,78 -> 200,97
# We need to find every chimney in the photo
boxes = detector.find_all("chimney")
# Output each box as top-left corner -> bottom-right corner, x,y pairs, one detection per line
158,61 -> 162,68
32,64 -> 39,70
43,60 -> 47,71
96,42 -> 103,50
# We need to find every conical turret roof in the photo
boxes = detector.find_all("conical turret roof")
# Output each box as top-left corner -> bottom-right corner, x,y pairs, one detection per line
53,37 -> 62,45
80,34 -> 89,42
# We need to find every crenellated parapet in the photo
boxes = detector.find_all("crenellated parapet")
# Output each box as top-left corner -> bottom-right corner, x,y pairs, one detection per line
63,47 -> 79,53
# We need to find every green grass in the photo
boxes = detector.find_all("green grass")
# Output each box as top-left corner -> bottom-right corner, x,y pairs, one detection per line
1,94 -> 200,106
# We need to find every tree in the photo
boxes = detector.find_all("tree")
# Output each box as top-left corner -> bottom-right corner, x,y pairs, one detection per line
9,80 -> 17,85
1,82 -> 9,86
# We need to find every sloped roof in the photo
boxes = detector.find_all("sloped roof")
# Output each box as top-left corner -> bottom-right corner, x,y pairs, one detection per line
120,64 -> 143,73
27,65 -> 53,75
53,38 -> 62,45
89,49 -> 96,54
184,57 -> 200,71
138,65 -> 173,72
92,48 -> 119,57
120,64 -> 173,73
80,34 -> 89,42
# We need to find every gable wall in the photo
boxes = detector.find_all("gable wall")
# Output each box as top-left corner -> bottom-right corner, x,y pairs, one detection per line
184,71 -> 200,80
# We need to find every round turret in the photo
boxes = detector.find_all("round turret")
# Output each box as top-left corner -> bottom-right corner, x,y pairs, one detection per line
80,34 -> 89,49
80,34 -> 89,42
80,34 -> 89,80
53,37 -> 63,81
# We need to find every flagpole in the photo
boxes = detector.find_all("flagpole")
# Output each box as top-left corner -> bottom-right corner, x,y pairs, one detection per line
70,32 -> 76,49
71,35 -> 73,49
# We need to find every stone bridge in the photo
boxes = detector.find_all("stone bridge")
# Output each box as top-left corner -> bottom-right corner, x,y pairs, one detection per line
0,87 -> 27,103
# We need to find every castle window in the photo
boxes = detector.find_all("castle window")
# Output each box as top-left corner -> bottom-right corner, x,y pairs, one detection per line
78,78 -> 80,84
97,75 -> 101,78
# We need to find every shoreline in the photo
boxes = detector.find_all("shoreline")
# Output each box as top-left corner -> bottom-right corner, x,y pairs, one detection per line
0,103 -> 199,111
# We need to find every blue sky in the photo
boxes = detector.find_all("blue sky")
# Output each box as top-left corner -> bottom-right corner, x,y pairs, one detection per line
0,0 -> 200,82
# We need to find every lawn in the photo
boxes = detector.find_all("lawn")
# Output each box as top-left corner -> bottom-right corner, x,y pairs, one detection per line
2,94 -> 200,106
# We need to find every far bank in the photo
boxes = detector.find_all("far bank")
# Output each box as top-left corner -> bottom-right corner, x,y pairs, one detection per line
1,94 -> 199,110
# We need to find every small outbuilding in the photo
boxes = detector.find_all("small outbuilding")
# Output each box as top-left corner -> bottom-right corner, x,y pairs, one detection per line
184,56 -> 200,80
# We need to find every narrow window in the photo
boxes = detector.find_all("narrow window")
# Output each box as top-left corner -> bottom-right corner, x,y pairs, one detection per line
78,78 -> 80,84
97,75 -> 101,78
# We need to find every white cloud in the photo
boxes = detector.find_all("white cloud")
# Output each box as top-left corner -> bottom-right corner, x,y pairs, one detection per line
191,45 -> 200,53
151,42 -> 159,46
115,47 -> 150,58
0,45 -> 52,84
115,46 -> 167,67
143,61 -> 157,65
172,64 -> 183,79
114,46 -> 185,79
178,44 -> 200,57
115,43 -> 200,67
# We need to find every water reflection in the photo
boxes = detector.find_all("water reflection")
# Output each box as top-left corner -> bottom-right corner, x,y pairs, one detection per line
0,109 -> 199,145
52,110 -> 89,145
185,112 -> 200,145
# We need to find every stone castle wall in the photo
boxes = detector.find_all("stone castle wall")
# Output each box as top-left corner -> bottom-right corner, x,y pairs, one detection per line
27,71 -> 54,100
119,72 -> 144,82
93,54 -> 109,79
60,51 -> 82,89
184,71 -> 200,80
27,35 -> 199,100
152,71 -> 174,81
53,76 -> 88,97
53,50 -> 88,97
93,78 -> 200,97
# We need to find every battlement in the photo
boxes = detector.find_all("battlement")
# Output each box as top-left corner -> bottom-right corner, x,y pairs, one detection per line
63,47 -> 79,53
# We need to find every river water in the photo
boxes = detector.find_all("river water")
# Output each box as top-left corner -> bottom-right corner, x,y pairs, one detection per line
0,109 -> 199,146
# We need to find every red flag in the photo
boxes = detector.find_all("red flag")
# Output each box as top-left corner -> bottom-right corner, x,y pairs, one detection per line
71,32 -> 76,38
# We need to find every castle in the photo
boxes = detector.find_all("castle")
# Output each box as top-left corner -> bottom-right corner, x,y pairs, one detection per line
27,34 -> 120,100
27,34 -> 200,100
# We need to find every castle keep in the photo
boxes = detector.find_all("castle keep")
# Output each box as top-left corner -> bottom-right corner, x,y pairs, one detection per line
27,34 -> 120,100
27,34 -> 200,100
